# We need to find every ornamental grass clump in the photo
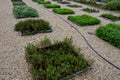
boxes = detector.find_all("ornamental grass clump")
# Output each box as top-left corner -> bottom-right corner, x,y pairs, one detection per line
25,37 -> 90,80
101,13 -> 119,21
53,8 -> 74,14
15,19 -> 52,35
68,14 -> 100,26
13,6 -> 38,18
96,23 -> 120,48
44,4 -> 60,8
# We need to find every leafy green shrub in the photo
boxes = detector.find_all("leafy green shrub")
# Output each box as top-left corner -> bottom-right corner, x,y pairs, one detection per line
44,4 -> 60,8
102,0 -> 120,10
83,8 -> 99,13
101,13 -> 119,21
25,37 -> 90,80
67,4 -> 82,8
13,2 -> 26,6
13,6 -> 38,18
96,23 -> 120,48
37,0 -> 51,4
53,8 -> 74,14
15,19 -> 52,35
68,14 -> 100,26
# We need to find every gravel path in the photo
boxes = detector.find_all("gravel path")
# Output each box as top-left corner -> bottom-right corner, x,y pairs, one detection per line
0,0 -> 120,80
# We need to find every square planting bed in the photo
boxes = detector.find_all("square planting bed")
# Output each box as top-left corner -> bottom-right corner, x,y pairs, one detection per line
96,23 -> 120,48
43,4 -> 60,8
53,8 -> 74,15
83,8 -> 99,13
67,4 -> 82,8
13,6 -> 38,18
37,0 -> 51,4
13,1 -> 26,6
101,13 -> 119,21
15,19 -> 52,35
59,1 -> 71,4
68,14 -> 100,26
25,37 -> 92,80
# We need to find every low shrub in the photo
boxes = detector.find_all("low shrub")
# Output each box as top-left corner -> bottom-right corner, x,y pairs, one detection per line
44,4 -> 60,8
15,19 -> 52,35
37,0 -> 51,4
68,14 -> 100,26
67,4 -> 82,8
83,8 -> 99,13
101,13 -> 119,21
96,23 -> 120,48
25,37 -> 90,80
13,2 -> 26,6
102,0 -> 120,10
13,6 -> 38,18
53,8 -> 74,14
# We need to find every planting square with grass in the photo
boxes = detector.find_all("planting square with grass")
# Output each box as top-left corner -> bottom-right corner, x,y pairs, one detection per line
59,1 -> 71,4
67,4 -> 82,8
96,23 -> 120,48
13,1 -> 26,6
15,19 -> 52,35
68,14 -> 100,26
37,0 -> 51,4
25,37 -> 91,80
101,13 -> 119,21
13,6 -> 38,18
83,8 -> 99,13
44,4 -> 60,8
53,8 -> 74,15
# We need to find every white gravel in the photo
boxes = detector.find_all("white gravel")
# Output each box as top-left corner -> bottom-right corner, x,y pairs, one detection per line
0,0 -> 120,80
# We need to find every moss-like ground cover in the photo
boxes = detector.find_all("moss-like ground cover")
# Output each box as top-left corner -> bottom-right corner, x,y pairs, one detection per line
96,23 -> 120,48
68,14 -> 100,26
101,13 -> 119,21
53,8 -> 74,14
44,4 -> 60,8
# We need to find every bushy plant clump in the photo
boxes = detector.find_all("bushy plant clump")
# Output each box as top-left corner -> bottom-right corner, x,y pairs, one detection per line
83,8 -> 99,13
44,4 -> 60,8
13,1 -> 26,6
13,6 -> 38,18
68,14 -> 100,26
101,14 -> 119,21
15,19 -> 52,35
37,0 -> 51,4
102,0 -> 120,10
25,37 -> 90,80
53,8 -> 74,14
67,4 -> 82,8
96,23 -> 120,48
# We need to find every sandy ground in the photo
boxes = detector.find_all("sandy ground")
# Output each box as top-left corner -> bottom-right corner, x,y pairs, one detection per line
0,0 -> 120,80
